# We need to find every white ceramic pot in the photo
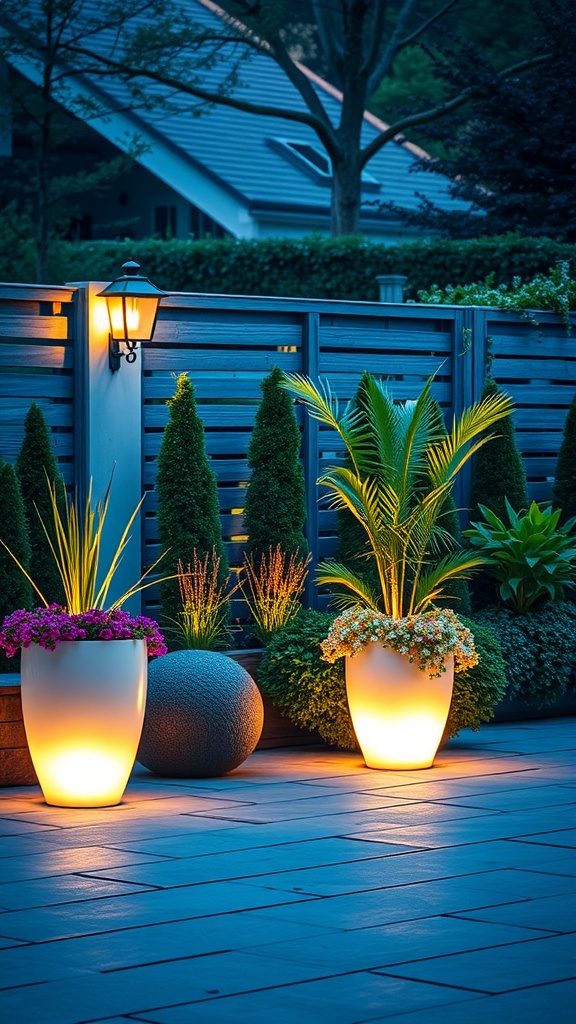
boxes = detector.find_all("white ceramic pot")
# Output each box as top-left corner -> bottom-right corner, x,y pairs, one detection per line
21,639 -> 147,807
345,643 -> 454,770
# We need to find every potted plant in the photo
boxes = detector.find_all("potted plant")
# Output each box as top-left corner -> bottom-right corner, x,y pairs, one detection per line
281,371 -> 513,769
0,476 -> 167,807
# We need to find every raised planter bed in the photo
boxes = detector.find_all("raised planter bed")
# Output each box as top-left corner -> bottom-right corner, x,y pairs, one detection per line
225,649 -> 322,749
0,679 -> 37,786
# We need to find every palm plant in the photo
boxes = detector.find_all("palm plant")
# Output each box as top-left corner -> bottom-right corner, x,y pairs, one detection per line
281,372 -> 514,619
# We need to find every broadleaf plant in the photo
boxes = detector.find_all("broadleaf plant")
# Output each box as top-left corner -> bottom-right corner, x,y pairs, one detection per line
464,498 -> 576,613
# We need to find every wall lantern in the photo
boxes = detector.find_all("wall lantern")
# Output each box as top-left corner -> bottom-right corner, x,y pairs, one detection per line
98,259 -> 168,372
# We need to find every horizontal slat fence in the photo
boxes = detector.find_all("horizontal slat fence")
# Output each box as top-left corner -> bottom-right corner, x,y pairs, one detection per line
0,285 -> 77,487
1,283 -> 574,623
142,295 -> 576,619
486,310 -> 576,502
142,295 -> 472,617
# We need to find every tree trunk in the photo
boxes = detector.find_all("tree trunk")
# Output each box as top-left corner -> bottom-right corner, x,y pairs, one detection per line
331,156 -> 363,235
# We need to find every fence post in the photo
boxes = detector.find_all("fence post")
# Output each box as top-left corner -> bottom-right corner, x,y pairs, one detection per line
376,275 -> 407,303
451,306 -> 489,523
301,312 -> 320,609
70,281 -> 144,614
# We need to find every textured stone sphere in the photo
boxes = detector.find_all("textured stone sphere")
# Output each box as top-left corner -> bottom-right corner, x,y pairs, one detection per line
137,650 -> 264,778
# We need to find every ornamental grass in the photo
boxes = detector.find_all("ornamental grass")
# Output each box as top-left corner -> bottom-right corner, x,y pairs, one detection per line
240,545 -> 311,644
174,549 -> 238,650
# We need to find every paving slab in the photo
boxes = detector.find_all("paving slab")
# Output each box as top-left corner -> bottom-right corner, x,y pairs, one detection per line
0,718 -> 574,1023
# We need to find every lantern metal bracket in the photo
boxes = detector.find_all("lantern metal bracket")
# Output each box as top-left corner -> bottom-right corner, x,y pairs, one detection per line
109,336 -> 139,373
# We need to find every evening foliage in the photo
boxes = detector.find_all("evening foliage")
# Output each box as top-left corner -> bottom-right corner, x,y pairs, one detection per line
16,403 -> 66,606
155,374 -> 227,629
243,366 -> 308,563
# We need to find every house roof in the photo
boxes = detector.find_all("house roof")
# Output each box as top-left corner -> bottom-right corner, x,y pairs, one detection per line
6,0 -> 468,237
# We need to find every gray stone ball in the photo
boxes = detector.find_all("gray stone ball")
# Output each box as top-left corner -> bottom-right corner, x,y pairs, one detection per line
137,650 -> 264,777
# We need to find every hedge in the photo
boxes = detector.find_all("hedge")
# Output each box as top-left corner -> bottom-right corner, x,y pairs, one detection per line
10,233 -> 576,301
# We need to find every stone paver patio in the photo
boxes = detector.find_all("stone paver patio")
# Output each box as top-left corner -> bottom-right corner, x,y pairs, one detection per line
0,718 -> 575,1023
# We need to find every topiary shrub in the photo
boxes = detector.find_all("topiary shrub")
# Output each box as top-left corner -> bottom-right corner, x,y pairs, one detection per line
16,403 -> 66,606
552,391 -> 576,524
474,602 -> 576,707
156,373 -> 228,632
469,377 -> 529,524
258,609 -> 356,750
336,372 -> 372,573
0,459 -> 33,672
468,377 -> 529,609
445,614 -> 507,738
243,366 -> 308,563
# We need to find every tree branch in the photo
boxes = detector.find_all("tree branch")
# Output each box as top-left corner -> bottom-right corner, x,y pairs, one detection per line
64,40 -> 338,152
399,0 -> 462,49
360,51 -> 552,167
367,0 -> 420,93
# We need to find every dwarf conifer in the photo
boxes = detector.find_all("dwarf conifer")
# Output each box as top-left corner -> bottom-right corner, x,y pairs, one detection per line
469,377 -> 528,522
156,374 -> 227,629
16,403 -> 65,606
244,366 -> 308,563
0,458 -> 33,672
552,391 -> 576,523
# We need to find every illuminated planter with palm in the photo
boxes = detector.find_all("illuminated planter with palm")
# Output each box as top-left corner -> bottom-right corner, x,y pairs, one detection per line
0,479 -> 166,807
283,372 -> 513,770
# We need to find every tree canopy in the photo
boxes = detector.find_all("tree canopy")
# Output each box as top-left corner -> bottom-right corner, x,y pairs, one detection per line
1,0 -> 554,242
385,0 -> 576,240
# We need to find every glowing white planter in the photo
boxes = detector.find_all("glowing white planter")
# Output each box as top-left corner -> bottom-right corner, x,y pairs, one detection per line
345,644 -> 454,770
21,640 -> 147,807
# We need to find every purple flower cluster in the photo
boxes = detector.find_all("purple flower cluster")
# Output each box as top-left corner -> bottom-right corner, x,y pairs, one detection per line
0,606 -> 167,659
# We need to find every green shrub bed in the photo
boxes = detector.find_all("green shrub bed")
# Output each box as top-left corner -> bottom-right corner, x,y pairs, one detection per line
258,609 -> 507,748
8,233 -> 575,302
473,603 -> 576,708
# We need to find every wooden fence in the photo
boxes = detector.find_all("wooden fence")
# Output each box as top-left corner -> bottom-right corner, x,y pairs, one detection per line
1,282 -> 575,617
0,283 -> 78,488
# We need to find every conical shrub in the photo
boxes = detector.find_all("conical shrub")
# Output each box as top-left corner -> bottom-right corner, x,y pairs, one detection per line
16,403 -> 66,606
552,391 -> 576,523
336,372 -> 373,576
0,458 -> 33,672
244,366 -> 308,563
156,374 -> 228,631
468,377 -> 528,609
469,377 -> 528,522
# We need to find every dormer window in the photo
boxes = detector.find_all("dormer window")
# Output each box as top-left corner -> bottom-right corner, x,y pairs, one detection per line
267,137 -> 381,192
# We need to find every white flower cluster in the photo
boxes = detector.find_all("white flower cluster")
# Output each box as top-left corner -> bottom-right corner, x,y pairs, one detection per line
320,606 -> 477,677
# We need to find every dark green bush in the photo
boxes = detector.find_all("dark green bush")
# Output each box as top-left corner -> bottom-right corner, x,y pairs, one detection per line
16,404 -> 66,606
469,378 -> 529,524
552,391 -> 576,524
0,459 -> 33,673
243,366 -> 308,562
155,373 -> 228,631
474,602 -> 576,707
26,233 -> 576,303
258,609 -> 356,750
446,615 -> 507,737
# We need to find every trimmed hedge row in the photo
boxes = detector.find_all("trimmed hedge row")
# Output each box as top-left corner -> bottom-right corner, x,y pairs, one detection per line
13,233 -> 576,299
